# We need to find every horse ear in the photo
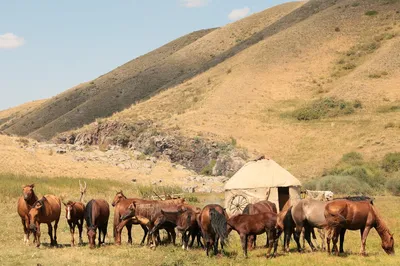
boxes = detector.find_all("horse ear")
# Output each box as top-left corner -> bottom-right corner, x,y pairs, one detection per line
62,202 -> 67,206
29,184 -> 35,188
161,209 -> 165,215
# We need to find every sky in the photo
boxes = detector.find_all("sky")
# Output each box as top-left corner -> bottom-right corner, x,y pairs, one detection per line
0,0 -> 292,110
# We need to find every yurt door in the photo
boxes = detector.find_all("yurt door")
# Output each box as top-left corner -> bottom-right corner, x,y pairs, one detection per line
278,187 -> 290,211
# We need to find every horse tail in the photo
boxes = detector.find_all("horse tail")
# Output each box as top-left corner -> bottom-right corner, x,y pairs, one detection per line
85,200 -> 94,228
242,204 -> 251,215
210,208 -> 227,245
324,209 -> 346,227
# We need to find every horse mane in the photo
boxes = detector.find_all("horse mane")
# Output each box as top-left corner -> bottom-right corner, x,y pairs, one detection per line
85,200 -> 94,228
337,196 -> 374,205
242,204 -> 252,214
33,197 -> 47,210
371,205 -> 391,234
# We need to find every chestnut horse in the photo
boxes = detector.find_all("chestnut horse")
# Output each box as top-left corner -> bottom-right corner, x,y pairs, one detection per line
28,195 -> 61,247
111,191 -> 138,245
198,204 -> 228,256
63,180 -> 86,246
84,199 -> 110,248
227,211 -> 281,258
325,200 -> 394,256
242,200 -> 277,249
277,200 -> 302,252
17,184 -> 38,245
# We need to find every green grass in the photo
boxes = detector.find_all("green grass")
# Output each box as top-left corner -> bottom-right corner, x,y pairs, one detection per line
2,173 -> 400,265
288,98 -> 361,121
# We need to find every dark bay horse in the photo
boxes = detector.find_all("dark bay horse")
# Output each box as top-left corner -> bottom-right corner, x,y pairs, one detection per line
242,200 -> 277,249
198,204 -> 228,256
227,211 -> 281,258
85,199 -> 110,248
63,181 -> 86,246
17,184 -> 38,245
28,195 -> 61,247
276,200 -> 302,252
325,200 -> 394,256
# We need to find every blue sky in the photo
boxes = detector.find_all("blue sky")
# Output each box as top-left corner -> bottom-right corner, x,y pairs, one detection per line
0,0 -> 291,110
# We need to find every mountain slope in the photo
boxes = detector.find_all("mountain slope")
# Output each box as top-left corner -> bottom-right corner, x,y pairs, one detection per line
3,1 -> 303,140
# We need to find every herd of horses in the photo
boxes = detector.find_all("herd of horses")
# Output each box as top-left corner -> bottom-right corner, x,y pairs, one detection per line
17,183 -> 395,258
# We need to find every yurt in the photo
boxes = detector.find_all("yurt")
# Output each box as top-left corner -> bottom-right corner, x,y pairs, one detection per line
224,158 -> 301,215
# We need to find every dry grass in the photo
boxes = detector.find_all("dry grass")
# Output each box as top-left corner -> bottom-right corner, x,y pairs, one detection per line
1,173 -> 399,265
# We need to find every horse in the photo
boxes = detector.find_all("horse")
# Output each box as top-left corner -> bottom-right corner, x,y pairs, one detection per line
148,204 -> 203,250
84,199 -> 110,248
227,211 -> 281,258
28,195 -> 61,247
111,191 -> 139,245
198,204 -> 228,256
276,200 -> 303,252
118,198 -> 185,246
242,200 -> 277,249
17,184 -> 38,245
325,199 -> 394,256
63,180 -> 86,246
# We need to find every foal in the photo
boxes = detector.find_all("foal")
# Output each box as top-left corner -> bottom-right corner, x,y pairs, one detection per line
227,211 -> 281,258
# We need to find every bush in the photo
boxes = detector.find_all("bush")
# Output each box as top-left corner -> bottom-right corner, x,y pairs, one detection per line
341,152 -> 363,165
365,10 -> 378,16
386,176 -> 400,196
200,159 -> 216,175
291,97 -> 359,121
377,105 -> 400,113
304,175 -> 373,195
382,152 -> 400,172
341,165 -> 384,187
134,184 -> 183,199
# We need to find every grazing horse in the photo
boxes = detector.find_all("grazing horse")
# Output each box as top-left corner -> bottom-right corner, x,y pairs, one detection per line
63,180 -> 86,246
17,184 -> 38,245
28,195 -> 61,247
325,200 -> 394,256
84,199 -> 110,248
198,204 -> 228,256
242,200 -> 277,249
276,200 -> 303,252
227,211 -> 281,258
118,198 -> 185,246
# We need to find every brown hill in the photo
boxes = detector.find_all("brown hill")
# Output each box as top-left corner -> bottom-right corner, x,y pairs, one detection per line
3,0 -> 400,178
0,99 -> 47,130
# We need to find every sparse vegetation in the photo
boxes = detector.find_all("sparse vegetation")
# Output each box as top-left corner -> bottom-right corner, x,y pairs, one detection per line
304,175 -> 373,195
200,159 -> 216,175
377,104 -> 400,113
289,98 -> 361,121
382,152 -> 400,172
386,176 -> 400,196
365,10 -> 378,16
134,184 -> 183,199
384,122 -> 396,129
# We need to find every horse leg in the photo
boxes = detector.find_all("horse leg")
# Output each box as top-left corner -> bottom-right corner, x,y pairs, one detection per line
293,228 -> 302,252
68,222 -> 75,247
339,228 -> 346,254
318,229 -> 325,251
21,218 -> 29,245
139,224 -> 148,245
326,227 -> 332,255
35,224 -> 41,248
360,227 -> 371,256
266,229 -> 274,257
53,218 -> 59,246
304,226 -> 316,251
170,229 -> 177,246
47,223 -> 54,246
214,236 -> 219,255
126,223 -> 133,245
273,229 -> 282,257
78,219 -> 83,245
331,228 -> 340,256
102,225 -> 107,245
240,234 -> 248,258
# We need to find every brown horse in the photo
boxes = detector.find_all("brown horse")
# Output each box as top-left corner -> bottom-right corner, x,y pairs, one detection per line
111,191 -> 138,245
198,204 -> 228,256
227,211 -> 281,258
118,198 -> 185,246
17,184 -> 38,245
63,181 -> 86,246
84,199 -> 110,248
28,195 -> 61,247
325,200 -> 394,256
242,200 -> 277,249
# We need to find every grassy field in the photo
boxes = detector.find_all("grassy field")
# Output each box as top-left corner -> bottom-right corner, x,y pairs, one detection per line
1,174 -> 399,266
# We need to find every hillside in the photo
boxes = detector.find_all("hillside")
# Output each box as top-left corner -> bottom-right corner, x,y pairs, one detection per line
0,99 -> 46,129
2,1 -> 302,140
2,0 -> 400,179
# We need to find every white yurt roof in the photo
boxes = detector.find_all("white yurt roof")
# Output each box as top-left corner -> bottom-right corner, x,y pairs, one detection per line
224,159 -> 301,190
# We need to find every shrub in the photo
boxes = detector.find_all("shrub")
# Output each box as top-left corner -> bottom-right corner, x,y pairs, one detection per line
341,152 -> 363,165
341,165 -> 384,187
377,105 -> 400,113
382,152 -> 400,172
291,97 -> 358,121
134,184 -> 183,199
200,159 -> 216,175
386,176 -> 400,196
384,122 -> 396,129
186,196 -> 199,203
304,175 -> 373,195
365,10 -> 378,16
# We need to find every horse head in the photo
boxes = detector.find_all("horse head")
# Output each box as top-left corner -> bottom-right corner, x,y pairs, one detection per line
22,184 -> 35,201
120,203 -> 136,220
63,201 -> 75,221
87,225 -> 98,249
28,197 -> 46,231
111,190 -> 126,207
382,232 -> 395,255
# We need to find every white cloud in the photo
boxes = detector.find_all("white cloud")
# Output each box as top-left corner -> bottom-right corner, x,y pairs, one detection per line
181,0 -> 209,8
228,7 -> 251,21
0,33 -> 25,49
